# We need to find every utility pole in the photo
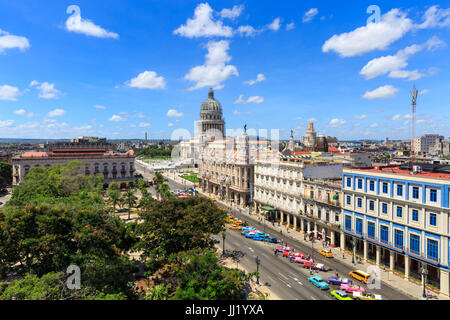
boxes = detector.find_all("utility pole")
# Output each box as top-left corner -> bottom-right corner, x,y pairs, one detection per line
411,84 -> 418,169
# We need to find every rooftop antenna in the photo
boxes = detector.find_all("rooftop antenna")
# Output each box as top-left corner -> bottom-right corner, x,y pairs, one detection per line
411,84 -> 418,171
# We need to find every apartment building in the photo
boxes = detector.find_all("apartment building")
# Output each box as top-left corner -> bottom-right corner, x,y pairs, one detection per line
253,158 -> 343,247
342,165 -> 450,296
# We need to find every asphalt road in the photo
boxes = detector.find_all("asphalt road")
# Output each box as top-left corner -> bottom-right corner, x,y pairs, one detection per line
135,165 -> 412,300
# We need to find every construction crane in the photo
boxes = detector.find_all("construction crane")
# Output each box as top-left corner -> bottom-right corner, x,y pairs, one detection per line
410,84 -> 418,171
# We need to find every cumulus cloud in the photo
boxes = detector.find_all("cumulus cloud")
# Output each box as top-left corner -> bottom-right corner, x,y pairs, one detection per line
354,114 -> 367,119
0,85 -> 20,101
328,118 -> 346,128
173,3 -> 233,38
236,25 -> 259,37
268,18 -> 281,31
65,5 -> 119,39
219,5 -> 244,20
286,22 -> 295,31
109,115 -> 126,122
0,120 -> 15,128
391,114 -> 412,121
30,81 -> 60,99
167,109 -> 184,117
234,94 -> 264,104
0,29 -> 30,53
362,85 -> 399,99
244,73 -> 266,85
47,109 -> 66,117
14,109 -> 34,118
125,71 -> 166,90
168,123 -> 174,127
184,40 -> 238,90
322,9 -> 414,57
303,8 -> 319,23
416,5 -> 450,29
420,89 -> 430,95
360,36 -> 444,81
370,123 -> 379,128
94,104 -> 106,110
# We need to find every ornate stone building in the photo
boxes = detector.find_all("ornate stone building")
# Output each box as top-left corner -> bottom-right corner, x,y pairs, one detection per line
12,137 -> 135,188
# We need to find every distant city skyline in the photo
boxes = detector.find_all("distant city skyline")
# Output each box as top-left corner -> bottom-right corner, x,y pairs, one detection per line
0,1 -> 449,140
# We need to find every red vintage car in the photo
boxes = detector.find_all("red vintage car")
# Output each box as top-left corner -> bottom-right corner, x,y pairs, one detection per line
304,262 -> 326,271
282,250 -> 291,257
290,252 -> 305,259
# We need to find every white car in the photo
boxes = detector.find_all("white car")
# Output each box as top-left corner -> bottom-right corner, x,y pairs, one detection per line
353,291 -> 382,300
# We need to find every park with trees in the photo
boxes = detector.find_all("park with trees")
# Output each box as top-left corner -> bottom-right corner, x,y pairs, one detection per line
0,160 -> 251,300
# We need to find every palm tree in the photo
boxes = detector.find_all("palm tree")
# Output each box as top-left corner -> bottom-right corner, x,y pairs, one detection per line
121,188 -> 137,220
108,189 -> 120,213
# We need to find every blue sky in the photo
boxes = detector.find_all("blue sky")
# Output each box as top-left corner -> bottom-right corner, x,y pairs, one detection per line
0,0 -> 449,140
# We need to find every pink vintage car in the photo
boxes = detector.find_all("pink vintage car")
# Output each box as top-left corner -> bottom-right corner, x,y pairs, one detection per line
275,245 -> 294,252
340,283 -> 365,293
294,257 -> 314,265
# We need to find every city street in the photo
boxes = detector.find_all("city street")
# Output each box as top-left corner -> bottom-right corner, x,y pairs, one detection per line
135,164 -> 413,300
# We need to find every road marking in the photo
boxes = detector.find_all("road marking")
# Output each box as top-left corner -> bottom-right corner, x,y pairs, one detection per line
248,247 -> 254,252
278,273 -> 289,280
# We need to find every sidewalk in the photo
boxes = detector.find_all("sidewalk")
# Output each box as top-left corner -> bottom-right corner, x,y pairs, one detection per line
161,172 -> 448,300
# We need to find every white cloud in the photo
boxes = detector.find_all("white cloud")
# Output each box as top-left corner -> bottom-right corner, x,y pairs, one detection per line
268,18 -> 281,31
0,85 -> 20,101
94,104 -> 106,110
293,117 -> 303,120
417,5 -> 450,29
286,22 -> 295,31
388,69 -> 423,81
362,85 -> 399,99
420,89 -> 430,95
139,122 -> 151,128
328,118 -> 346,127
234,94 -> 264,104
244,73 -> 265,85
184,40 -> 238,90
47,109 -> 66,117
303,8 -> 318,23
354,114 -> 367,119
168,123 -> 174,127
219,5 -> 244,20
14,109 -> 34,117
236,25 -> 259,37
360,37 -> 444,80
65,5 -> 119,39
109,115 -> 126,122
30,81 -> 60,99
125,71 -> 166,90
0,29 -> 30,53
391,114 -> 412,121
370,123 -> 379,128
167,109 -> 184,117
0,120 -> 14,128
322,9 -> 413,57
233,110 -> 252,115
173,3 -> 233,38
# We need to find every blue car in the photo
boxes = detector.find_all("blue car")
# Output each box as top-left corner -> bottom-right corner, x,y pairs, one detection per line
308,276 -> 329,290
253,236 -> 265,241
267,236 -> 278,243
245,233 -> 257,239
242,227 -> 256,232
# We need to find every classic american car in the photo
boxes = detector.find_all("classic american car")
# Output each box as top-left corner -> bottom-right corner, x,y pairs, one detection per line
331,290 -> 353,300
317,249 -> 333,258
242,227 -> 256,232
304,262 -> 326,271
228,224 -> 242,230
308,276 -> 329,290
353,292 -> 382,300
275,246 -> 294,252
340,283 -> 366,293
289,252 -> 305,259
327,276 -> 352,286
295,257 -> 314,264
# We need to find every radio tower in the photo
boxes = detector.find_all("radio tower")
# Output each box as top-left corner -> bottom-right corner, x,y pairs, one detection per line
410,84 -> 418,170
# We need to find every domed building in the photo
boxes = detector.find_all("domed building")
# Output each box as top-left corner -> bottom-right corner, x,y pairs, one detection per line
196,88 -> 225,139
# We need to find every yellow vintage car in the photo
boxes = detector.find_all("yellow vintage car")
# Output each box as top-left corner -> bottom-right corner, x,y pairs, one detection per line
317,249 -> 333,258
234,220 -> 245,226
228,224 -> 242,230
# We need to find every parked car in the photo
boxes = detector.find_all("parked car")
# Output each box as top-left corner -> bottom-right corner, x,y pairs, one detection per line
340,283 -> 365,293
282,250 -> 291,257
267,236 -> 278,243
317,249 -> 333,258
308,276 -> 329,290
331,290 -> 353,300
242,227 -> 256,232
353,292 -> 382,300
228,224 -> 242,230
289,252 -> 305,259
327,276 -> 352,286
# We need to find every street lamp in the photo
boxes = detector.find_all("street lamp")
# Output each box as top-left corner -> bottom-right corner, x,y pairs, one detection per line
421,262 -> 429,299
222,230 -> 226,256
255,256 -> 261,285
